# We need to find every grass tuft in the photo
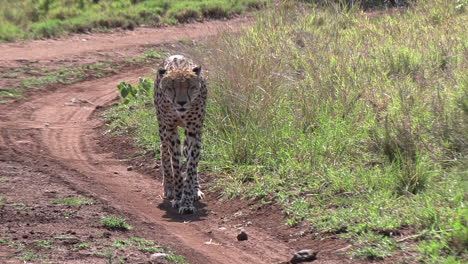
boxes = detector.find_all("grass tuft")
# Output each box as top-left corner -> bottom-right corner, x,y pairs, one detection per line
52,197 -> 95,205
100,216 -> 133,231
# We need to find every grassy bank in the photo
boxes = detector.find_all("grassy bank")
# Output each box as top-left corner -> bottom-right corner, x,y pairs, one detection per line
0,0 -> 266,42
0,49 -> 164,104
106,0 -> 467,262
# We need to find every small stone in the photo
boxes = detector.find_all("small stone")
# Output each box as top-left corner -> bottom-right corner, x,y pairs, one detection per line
113,171 -> 119,174
126,166 -> 133,171
290,249 -> 318,263
150,252 -> 167,261
237,229 -> 248,241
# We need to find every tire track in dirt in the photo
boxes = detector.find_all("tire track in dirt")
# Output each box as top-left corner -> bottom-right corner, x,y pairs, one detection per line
0,69 -> 294,263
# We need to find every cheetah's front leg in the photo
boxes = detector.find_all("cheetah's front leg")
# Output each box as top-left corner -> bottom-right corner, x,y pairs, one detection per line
183,135 -> 204,201
160,141 -> 175,200
177,131 -> 203,214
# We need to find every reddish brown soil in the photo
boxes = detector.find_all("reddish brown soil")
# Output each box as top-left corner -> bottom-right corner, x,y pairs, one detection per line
0,19 -> 374,264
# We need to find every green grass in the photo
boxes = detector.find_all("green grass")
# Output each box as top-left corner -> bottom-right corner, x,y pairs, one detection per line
62,211 -> 73,217
52,197 -> 95,205
340,232 -> 399,260
9,202 -> 32,211
106,0 -> 467,262
18,251 -> 42,261
100,216 -> 133,231
35,240 -> 53,249
112,238 -> 132,250
166,253 -> 189,264
109,237 -> 184,262
0,0 -> 267,42
73,242 -> 91,250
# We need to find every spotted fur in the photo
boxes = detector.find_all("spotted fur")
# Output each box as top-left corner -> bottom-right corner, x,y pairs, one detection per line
154,55 -> 207,214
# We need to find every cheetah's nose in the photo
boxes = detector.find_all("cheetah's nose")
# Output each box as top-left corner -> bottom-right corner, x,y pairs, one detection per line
177,101 -> 187,106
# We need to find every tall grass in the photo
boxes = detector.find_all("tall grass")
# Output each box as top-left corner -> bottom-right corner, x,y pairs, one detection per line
0,0 -> 267,42
107,0 -> 467,261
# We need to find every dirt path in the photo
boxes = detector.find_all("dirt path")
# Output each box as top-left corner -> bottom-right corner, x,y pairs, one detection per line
0,17 -> 250,68
1,69 -> 296,263
0,19 -> 358,264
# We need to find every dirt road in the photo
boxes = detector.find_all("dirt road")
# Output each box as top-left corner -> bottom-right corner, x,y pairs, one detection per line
0,18 -> 357,263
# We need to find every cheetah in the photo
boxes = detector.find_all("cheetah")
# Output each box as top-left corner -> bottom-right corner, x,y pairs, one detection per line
154,55 -> 207,214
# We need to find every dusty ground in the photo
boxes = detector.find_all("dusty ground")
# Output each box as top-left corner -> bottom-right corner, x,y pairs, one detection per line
0,18 -> 378,264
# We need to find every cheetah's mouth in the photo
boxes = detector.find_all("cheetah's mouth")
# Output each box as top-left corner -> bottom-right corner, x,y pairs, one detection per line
177,108 -> 187,113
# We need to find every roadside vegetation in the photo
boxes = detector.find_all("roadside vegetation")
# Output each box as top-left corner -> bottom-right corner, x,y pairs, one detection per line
0,49 -> 164,103
106,0 -> 467,262
0,0 -> 266,42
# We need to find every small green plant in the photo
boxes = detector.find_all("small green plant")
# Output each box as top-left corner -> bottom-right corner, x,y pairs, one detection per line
35,240 -> 53,249
343,232 -> 398,260
0,177 -> 9,182
10,202 -> 31,210
130,237 -> 154,246
117,77 -> 153,104
62,212 -> 73,217
18,251 -> 42,261
0,238 -> 9,244
135,244 -> 164,253
100,216 -> 133,231
104,249 -> 116,264
143,49 -> 163,60
113,239 -> 131,250
9,241 -> 25,251
73,242 -> 91,250
166,253 -> 188,264
52,197 -> 95,205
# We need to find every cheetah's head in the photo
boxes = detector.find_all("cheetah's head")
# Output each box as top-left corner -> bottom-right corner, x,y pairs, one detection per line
157,66 -> 202,114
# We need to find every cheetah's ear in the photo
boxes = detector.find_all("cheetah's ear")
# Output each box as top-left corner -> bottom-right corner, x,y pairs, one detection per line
158,68 -> 167,77
192,66 -> 201,76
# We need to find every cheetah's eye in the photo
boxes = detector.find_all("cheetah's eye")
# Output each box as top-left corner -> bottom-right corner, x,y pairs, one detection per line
158,68 -> 167,77
192,66 -> 201,76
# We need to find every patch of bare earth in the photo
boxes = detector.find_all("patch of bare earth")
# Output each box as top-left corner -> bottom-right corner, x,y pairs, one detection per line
0,160 -> 174,264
